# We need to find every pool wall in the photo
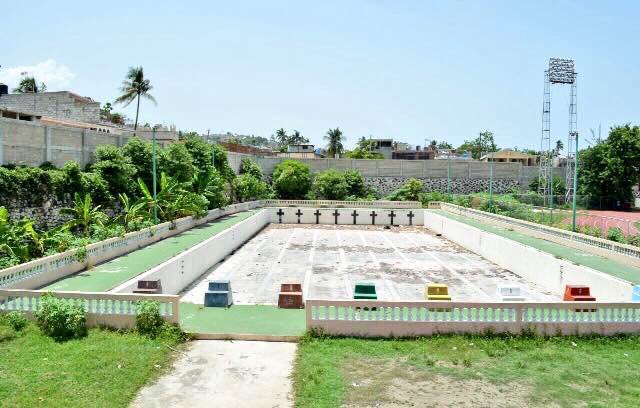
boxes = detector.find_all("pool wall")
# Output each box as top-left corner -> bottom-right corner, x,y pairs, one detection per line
424,211 -> 634,301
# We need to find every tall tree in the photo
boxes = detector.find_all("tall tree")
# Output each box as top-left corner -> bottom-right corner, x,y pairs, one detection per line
114,67 -> 156,133
555,139 -> 564,156
325,127 -> 345,158
578,125 -> 640,202
457,130 -> 497,159
13,76 -> 46,93
290,130 -> 309,145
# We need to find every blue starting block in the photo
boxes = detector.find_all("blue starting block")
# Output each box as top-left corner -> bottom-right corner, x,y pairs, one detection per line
204,280 -> 233,307
632,285 -> 640,302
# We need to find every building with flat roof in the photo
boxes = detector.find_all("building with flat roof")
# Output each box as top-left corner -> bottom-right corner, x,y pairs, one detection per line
0,90 -> 101,123
480,149 -> 537,166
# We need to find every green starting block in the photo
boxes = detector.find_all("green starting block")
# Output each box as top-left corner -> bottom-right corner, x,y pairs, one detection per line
354,282 -> 377,300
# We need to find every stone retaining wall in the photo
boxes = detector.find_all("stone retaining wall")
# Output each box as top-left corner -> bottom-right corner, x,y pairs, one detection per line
364,177 -> 519,196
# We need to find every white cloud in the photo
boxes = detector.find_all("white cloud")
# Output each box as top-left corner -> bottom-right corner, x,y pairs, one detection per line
0,59 -> 75,90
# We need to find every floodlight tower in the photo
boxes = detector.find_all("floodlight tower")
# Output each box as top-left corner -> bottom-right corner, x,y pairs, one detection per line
538,58 -> 578,204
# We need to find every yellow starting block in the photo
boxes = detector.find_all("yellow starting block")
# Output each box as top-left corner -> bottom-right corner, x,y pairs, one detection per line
425,284 -> 452,301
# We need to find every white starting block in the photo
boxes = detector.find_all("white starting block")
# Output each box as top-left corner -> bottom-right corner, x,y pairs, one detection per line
497,285 -> 526,301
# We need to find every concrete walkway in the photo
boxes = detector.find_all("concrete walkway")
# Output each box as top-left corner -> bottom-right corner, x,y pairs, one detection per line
131,340 -> 297,408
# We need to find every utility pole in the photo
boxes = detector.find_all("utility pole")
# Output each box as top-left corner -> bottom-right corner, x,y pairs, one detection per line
571,133 -> 579,231
152,127 -> 158,224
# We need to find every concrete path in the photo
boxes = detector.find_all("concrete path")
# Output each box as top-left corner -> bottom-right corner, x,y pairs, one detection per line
131,340 -> 297,408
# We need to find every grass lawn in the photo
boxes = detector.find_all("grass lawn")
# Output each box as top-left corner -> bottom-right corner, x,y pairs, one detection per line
180,303 -> 306,336
0,323 -> 184,408
294,334 -> 640,407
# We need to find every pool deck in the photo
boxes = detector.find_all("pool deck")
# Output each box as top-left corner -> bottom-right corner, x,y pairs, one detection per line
432,209 -> 640,284
43,210 -> 259,292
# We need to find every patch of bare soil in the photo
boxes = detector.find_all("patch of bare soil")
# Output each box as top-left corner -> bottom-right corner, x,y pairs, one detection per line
342,358 -> 537,408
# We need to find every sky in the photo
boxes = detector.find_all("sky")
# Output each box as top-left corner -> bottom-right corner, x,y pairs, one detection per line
2,1 -> 639,151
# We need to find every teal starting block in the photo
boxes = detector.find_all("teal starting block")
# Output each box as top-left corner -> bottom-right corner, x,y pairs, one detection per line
354,282 -> 377,300
633,285 -> 640,302
204,280 -> 233,307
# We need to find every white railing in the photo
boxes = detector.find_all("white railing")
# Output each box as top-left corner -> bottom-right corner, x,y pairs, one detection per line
0,289 -> 180,328
263,199 -> 422,209
0,201 -> 263,290
306,299 -> 640,336
438,202 -> 640,263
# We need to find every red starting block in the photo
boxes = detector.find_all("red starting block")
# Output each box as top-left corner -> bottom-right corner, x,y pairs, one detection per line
563,285 -> 596,312
278,282 -> 304,309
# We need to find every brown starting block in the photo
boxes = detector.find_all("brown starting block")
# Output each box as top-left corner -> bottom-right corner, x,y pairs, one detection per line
563,285 -> 596,312
133,279 -> 162,294
278,282 -> 304,309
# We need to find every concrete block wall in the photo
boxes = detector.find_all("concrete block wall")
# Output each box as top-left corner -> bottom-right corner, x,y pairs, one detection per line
364,177 -> 519,196
0,117 -> 134,167
0,92 -> 101,123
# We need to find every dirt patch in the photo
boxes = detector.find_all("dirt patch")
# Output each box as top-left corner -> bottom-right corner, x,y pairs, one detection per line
342,358 -> 537,408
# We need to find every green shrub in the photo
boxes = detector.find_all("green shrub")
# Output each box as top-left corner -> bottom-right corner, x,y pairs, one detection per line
311,170 -> 349,200
627,234 -> 640,247
2,311 -> 28,331
606,227 -> 627,244
343,169 -> 368,198
34,293 -> 87,341
239,157 -> 264,179
0,325 -> 16,342
577,224 -> 603,238
135,300 -> 165,338
203,170 -> 230,209
91,145 -> 137,197
122,137 -> 154,189
272,160 -> 312,199
234,174 -> 271,202
385,178 -> 424,201
159,143 -> 194,183
421,191 -> 448,206
453,195 -> 472,207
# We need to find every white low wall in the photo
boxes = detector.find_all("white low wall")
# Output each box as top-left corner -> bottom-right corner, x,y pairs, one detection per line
267,206 -> 424,226
307,299 -> 640,337
112,209 -> 271,295
424,211 -> 634,301
0,289 -> 179,329
263,199 -> 422,209
0,201 -> 263,290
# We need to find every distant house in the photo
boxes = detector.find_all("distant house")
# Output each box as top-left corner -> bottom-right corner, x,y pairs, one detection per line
369,139 -> 394,159
480,149 -> 537,166
0,90 -> 101,123
392,145 -> 436,160
278,144 -> 323,159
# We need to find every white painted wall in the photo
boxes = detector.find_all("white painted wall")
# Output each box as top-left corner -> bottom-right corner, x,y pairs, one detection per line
267,207 -> 424,226
112,209 -> 271,295
424,211 -> 634,301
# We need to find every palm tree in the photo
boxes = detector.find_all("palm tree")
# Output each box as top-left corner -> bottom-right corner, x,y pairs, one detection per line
555,140 -> 564,156
325,127 -> 345,158
61,193 -> 107,237
114,67 -> 156,133
13,76 -> 47,93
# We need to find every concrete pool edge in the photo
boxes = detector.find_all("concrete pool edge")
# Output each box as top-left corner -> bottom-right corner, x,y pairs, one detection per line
426,210 -> 635,301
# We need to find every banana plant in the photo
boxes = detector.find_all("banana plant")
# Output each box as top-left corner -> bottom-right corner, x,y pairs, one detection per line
117,193 -> 149,232
61,193 -> 107,237
0,206 -> 39,262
